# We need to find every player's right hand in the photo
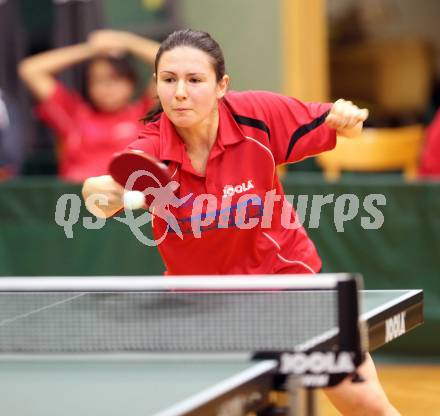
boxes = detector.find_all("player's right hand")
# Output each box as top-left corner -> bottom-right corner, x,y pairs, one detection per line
82,175 -> 125,218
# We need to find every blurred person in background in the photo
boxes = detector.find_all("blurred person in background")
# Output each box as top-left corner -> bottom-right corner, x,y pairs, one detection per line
419,108 -> 440,179
18,30 -> 159,182
0,89 -> 24,179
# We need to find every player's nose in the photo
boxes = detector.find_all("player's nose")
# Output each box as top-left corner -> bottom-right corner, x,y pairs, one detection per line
175,80 -> 187,100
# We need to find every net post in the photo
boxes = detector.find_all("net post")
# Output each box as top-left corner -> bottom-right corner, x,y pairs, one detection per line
337,274 -> 365,370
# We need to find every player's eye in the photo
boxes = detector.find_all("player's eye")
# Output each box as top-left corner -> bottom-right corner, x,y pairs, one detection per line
162,78 -> 175,83
189,78 -> 202,83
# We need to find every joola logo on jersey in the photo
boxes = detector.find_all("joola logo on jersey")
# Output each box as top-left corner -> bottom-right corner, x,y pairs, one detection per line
222,180 -> 254,198
385,311 -> 406,342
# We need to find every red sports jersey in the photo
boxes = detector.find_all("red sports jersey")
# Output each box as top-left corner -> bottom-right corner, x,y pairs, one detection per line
128,90 -> 336,275
36,82 -> 153,182
419,109 -> 440,178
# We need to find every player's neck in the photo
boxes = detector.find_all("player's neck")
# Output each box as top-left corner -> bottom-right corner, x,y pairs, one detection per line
176,108 -> 219,154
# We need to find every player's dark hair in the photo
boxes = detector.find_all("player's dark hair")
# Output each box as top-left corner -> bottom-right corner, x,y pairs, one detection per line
143,29 -> 226,123
84,55 -> 138,106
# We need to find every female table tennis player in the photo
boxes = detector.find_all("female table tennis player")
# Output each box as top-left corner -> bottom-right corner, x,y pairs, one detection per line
83,29 -> 399,415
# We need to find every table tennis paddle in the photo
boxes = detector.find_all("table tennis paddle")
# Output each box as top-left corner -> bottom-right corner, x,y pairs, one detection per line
109,149 -> 173,208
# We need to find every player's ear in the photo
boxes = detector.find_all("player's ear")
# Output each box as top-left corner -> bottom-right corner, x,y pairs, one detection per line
216,74 -> 229,99
153,73 -> 157,83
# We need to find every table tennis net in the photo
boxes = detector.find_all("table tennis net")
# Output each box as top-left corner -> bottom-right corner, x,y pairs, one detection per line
0,288 -> 356,354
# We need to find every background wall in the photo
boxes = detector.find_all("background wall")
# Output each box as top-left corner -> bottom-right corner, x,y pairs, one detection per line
327,0 -> 440,76
181,0 -> 282,93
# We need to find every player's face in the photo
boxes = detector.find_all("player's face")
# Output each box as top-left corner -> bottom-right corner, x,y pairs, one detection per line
156,47 -> 228,128
87,59 -> 135,113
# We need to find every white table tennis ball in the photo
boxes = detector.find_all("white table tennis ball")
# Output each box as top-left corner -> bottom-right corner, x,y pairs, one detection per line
123,191 -> 145,210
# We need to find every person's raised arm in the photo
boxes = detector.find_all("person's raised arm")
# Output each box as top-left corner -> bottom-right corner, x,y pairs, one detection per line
19,30 -> 160,103
87,30 -> 159,67
87,30 -> 159,97
18,43 -> 94,102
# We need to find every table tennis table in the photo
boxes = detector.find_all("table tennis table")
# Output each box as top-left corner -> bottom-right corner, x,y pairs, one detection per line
0,289 -> 423,416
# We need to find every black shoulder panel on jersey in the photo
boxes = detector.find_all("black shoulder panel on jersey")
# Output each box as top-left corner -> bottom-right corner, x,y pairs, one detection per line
284,110 -> 330,161
232,114 -> 271,142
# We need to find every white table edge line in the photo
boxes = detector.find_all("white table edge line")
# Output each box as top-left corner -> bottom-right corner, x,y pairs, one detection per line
360,290 -> 421,322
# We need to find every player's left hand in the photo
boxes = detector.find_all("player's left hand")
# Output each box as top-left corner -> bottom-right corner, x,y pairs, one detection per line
325,99 -> 369,135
